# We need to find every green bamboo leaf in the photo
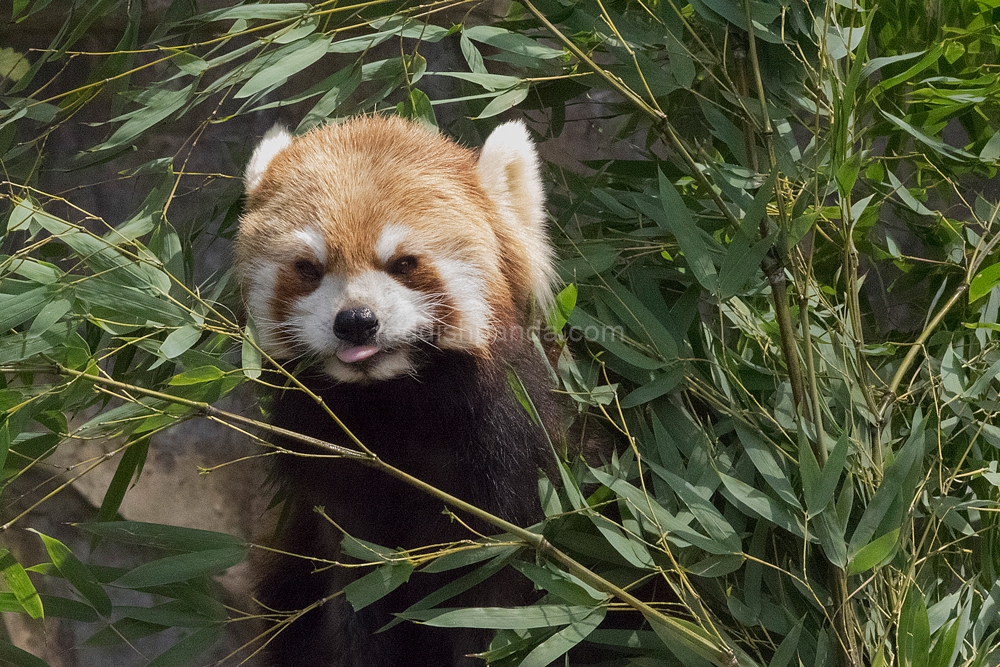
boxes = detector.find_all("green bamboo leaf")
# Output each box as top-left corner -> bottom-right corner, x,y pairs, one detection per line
0,322 -> 77,365
398,88 -> 437,127
145,624 -> 224,667
199,3 -> 309,21
567,309 -> 666,371
547,283 -> 576,332
235,34 -> 331,99
848,411 -> 926,557
587,515 -> 655,569
27,209 -> 169,296
475,84 -> 529,119
460,32 -> 487,73
883,112 -> 973,161
836,152 -> 863,196
801,432 -> 850,516
734,423 -> 800,509
0,286 -> 49,332
344,562 -> 414,612
0,594 -> 98,622
899,585 -> 930,667
655,468 -> 742,551
120,601 -> 216,628
158,325 -> 202,360
296,63 -> 361,131
687,554 -> 745,578
515,562 -> 607,606
886,169 -> 936,216
0,549 -> 43,619
428,71 -> 520,92
847,528 -> 899,575
74,277 -> 189,326
718,472 -> 803,538
868,45 -> 942,97
27,296 -> 73,337
92,84 -> 193,152
519,606 -> 607,667
84,617 -> 168,648
718,234 -> 772,299
768,618 -> 803,667
168,366 -> 225,386
654,171 -> 719,291
463,26 -> 563,59
861,50 -> 924,79
29,531 -> 111,617
600,278 -> 678,359
619,368 -> 684,408
97,438 -> 150,523
0,640 -> 50,667
402,604 -> 598,629
113,546 -> 246,589
380,552 -> 516,633
273,15 -> 319,43
980,130 -> 1000,162
970,263 -> 1000,303
591,468 -> 737,555
76,521 -> 244,552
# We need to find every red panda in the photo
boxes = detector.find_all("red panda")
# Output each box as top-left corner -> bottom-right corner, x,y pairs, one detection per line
236,116 -> 567,666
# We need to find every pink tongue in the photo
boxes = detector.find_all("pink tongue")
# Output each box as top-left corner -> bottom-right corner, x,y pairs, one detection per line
336,345 -> 380,364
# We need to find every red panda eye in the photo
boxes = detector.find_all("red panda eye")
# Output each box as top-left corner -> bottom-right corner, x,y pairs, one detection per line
388,255 -> 418,276
294,259 -> 323,283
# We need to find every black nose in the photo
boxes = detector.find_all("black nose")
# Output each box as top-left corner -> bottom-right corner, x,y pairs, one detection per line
334,306 -> 379,344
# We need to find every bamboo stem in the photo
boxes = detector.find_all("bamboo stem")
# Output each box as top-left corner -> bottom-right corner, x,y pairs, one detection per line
741,1 -> 856,663
44,364 -> 743,667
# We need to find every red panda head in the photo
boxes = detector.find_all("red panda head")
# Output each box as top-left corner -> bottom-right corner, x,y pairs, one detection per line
236,116 -> 555,383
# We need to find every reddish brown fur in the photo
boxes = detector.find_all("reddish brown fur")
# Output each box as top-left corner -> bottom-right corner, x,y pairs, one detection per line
237,116 -> 538,352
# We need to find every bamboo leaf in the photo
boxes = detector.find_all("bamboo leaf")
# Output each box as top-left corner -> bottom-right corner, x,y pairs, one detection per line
0,640 -> 50,667
145,624 -> 224,667
0,549 -> 44,620
402,604 -> 598,629
235,34 -> 331,99
848,412 -> 927,557
113,547 -> 246,589
75,521 -> 244,552
344,562 -> 414,612
735,423 -> 800,509
29,532 -> 111,617
899,585 -> 931,667
970,263 -> 1000,303
475,84 -> 529,119
519,606 -> 606,667
847,528 -> 899,574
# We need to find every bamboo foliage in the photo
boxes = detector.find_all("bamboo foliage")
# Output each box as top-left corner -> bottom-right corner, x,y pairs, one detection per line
2,0 -> 1000,665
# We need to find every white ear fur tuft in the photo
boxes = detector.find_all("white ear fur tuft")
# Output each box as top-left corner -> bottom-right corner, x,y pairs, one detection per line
477,121 -> 556,315
244,125 -> 293,193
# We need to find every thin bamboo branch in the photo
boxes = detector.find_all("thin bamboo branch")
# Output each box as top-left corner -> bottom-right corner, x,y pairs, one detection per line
519,0 -> 741,230
38,363 -> 744,667
742,2 -> 855,664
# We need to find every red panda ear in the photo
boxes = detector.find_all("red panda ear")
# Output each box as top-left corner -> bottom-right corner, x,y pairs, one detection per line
477,121 -> 556,315
244,125 -> 293,193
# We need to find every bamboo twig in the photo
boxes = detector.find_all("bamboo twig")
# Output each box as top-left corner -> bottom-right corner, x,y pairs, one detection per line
41,363 -> 744,667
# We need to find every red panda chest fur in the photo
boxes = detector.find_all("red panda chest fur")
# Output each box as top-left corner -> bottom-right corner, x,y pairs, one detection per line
236,116 -> 563,667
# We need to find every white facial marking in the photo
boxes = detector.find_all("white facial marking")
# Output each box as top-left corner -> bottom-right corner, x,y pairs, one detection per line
245,261 -> 295,357
283,270 -> 435,382
375,223 -> 410,264
434,257 -> 490,348
293,228 -> 327,264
